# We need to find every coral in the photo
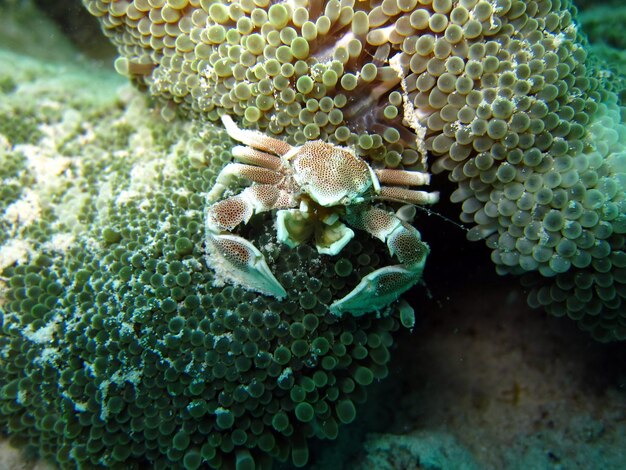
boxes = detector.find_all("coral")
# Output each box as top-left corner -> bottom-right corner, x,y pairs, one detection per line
0,107 -> 43,146
2,2 -> 625,469
584,46 -> 626,107
84,0 -> 626,340
81,0 -> 448,170
524,97 -> 626,341
579,5 -> 626,50
1,2 -> 625,470
579,1 -> 626,104
0,0 -> 79,63
416,3 -> 626,341
0,35 -> 410,469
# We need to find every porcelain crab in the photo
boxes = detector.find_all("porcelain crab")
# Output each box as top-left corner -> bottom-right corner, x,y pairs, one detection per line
205,115 -> 439,316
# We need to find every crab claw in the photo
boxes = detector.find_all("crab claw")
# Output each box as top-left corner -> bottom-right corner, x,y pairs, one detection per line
331,207 -> 430,316
329,263 -> 425,316
206,233 -> 287,299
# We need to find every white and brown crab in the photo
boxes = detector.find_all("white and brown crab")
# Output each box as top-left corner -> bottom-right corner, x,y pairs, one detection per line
205,115 -> 439,316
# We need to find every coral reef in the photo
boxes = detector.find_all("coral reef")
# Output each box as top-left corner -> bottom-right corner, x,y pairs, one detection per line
0,17 -> 409,469
578,4 -> 626,51
1,0 -> 625,469
83,0 -> 626,340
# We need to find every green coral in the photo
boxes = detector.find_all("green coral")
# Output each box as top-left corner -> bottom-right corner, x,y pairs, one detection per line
524,96 -> 626,342
83,0 -> 626,340
0,39 -> 406,469
587,45 -> 626,104
0,108 -> 43,146
2,3 -> 626,470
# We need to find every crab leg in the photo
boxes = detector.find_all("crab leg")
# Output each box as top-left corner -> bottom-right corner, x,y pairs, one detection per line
374,167 -> 440,205
374,168 -> 431,186
330,207 -> 429,316
207,162 -> 282,202
206,185 -> 296,299
377,186 -> 440,205
222,115 -> 293,156
232,146 -> 282,170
